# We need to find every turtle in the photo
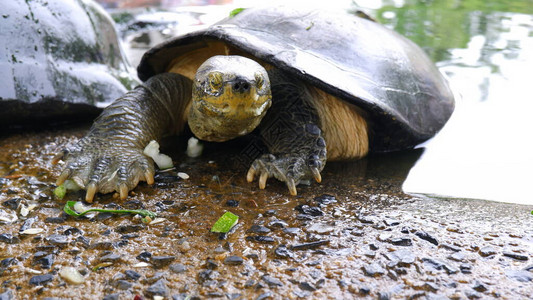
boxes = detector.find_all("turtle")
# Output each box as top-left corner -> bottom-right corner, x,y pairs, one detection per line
0,0 -> 138,128
53,6 -> 454,202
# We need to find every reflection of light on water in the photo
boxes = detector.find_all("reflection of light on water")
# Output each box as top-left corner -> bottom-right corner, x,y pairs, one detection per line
403,13 -> 533,205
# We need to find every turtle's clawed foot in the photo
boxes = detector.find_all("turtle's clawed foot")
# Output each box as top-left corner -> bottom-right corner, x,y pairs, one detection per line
246,153 -> 324,196
54,139 -> 156,202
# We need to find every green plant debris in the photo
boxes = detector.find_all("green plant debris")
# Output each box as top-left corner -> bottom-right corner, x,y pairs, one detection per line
54,185 -> 67,199
229,8 -> 245,18
211,211 -> 239,233
306,21 -> 315,30
92,262 -> 113,272
63,201 -> 157,223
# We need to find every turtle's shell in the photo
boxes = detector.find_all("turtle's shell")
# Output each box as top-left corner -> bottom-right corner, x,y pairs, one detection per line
0,0 -> 138,127
138,6 -> 455,152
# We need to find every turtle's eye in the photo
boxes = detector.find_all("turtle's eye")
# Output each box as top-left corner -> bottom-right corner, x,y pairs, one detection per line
255,72 -> 264,90
208,72 -> 223,92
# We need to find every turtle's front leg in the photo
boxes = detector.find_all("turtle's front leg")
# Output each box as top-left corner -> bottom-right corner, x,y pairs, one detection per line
53,73 -> 192,202
246,72 -> 327,195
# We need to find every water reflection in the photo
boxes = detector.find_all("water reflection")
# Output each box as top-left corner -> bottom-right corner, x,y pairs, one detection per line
371,0 -> 533,204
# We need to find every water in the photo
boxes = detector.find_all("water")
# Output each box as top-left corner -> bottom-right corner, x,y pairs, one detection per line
107,0 -> 533,205
365,0 -> 533,205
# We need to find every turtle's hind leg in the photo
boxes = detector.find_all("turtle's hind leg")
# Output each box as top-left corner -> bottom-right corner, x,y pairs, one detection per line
246,70 -> 327,195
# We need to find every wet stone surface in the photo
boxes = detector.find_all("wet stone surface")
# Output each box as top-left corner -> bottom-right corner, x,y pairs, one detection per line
0,127 -> 532,299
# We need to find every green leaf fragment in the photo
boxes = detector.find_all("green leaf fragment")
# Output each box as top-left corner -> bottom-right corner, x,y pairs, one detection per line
54,185 -> 67,199
229,8 -> 245,18
211,211 -> 239,233
63,201 -> 157,222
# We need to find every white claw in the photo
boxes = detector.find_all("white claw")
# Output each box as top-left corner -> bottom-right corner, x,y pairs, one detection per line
259,172 -> 268,189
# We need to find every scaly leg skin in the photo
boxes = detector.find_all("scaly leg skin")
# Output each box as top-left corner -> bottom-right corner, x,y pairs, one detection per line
246,70 -> 327,195
53,73 -> 192,202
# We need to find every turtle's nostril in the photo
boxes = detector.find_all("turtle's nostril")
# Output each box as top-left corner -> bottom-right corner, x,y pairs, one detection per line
233,79 -> 251,93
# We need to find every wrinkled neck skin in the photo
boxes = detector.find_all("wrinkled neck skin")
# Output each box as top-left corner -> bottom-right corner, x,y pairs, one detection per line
188,55 -> 272,142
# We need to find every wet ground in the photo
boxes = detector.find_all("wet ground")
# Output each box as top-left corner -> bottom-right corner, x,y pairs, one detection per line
1,126 -> 532,299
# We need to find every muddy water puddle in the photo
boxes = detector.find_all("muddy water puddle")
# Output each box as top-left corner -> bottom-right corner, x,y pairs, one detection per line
1,126 -> 533,299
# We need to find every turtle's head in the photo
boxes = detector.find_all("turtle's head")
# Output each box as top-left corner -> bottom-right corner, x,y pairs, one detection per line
189,55 -> 272,142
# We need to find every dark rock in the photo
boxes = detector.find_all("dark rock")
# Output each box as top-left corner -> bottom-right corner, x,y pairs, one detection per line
441,243 -> 461,252
290,240 -> 329,250
95,212 -> 114,221
505,270 -> 533,282
20,216 -> 37,232
142,272 -> 166,285
102,294 -> 119,300
63,227 -> 82,236
263,209 -> 277,216
383,219 -> 400,226
400,226 -> 410,234
89,241 -> 114,250
256,292 -> 272,300
1,257 -> 18,268
268,219 -> 288,228
224,255 -> 244,266
362,263 -> 385,277
261,275 -> 283,287
225,200 -> 239,207
358,215 -> 377,224
244,279 -> 255,288
248,225 -> 271,234
448,252 -> 465,262
136,251 -> 152,262
75,236 -> 91,248
314,194 -> 337,205
46,234 -> 69,247
197,269 -> 218,284
100,253 -> 121,263
472,281 -> 487,292
44,215 -> 67,224
378,291 -> 390,300
0,234 -> 20,244
145,279 -> 168,297
115,224 -> 144,234
424,282 -> 439,292
274,244 -> 294,258
422,258 -> 458,274
503,252 -> 529,261
299,281 -> 316,291
29,274 -> 54,285
169,263 -> 187,274
389,237 -> 412,247
386,249 -> 416,266
359,286 -> 371,295
369,243 -> 379,250
205,258 -> 218,269
460,263 -> 473,274
0,290 -> 13,300
34,254 -> 54,269
151,256 -> 176,268
246,235 -> 275,244
2,198 -> 21,210
479,246 -> 497,257
282,227 -> 300,235
124,270 -> 141,281
114,279 -> 133,290
295,205 -> 323,216
414,231 -> 439,246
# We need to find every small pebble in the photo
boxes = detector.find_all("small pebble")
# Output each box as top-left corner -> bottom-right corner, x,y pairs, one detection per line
415,231 -> 439,246
224,255 -> 244,266
479,246 -> 497,257
503,252 -> 529,261
169,263 -> 187,274
124,270 -> 141,281
145,279 -> 169,297
29,274 -> 54,286
151,256 -> 176,268
261,275 -> 283,287
362,263 -> 385,277
248,225 -> 271,234
246,235 -> 275,244
59,267 -> 84,285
